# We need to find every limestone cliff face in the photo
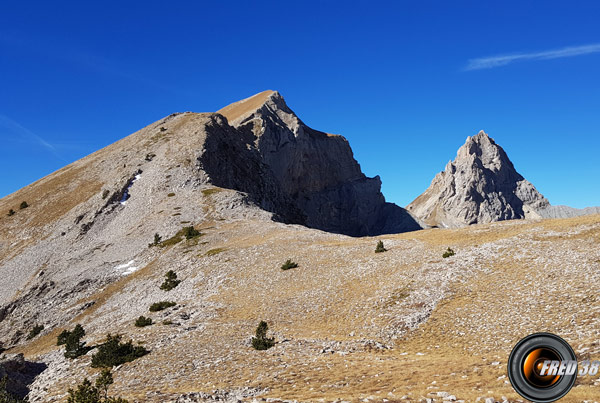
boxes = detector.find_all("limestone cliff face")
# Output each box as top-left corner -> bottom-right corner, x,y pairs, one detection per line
407,131 -> 549,228
218,90 -> 420,236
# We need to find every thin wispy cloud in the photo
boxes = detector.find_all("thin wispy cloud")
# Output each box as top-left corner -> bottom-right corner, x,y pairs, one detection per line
0,115 -> 64,161
465,43 -> 600,71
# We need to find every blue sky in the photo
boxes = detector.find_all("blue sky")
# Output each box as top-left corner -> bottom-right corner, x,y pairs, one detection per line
1,1 -> 599,208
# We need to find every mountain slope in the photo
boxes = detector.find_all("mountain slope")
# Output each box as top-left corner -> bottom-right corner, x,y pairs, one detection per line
407,131 -> 549,228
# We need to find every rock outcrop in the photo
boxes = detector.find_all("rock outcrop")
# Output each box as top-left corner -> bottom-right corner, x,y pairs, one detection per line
218,90 -> 421,236
407,131 -> 549,227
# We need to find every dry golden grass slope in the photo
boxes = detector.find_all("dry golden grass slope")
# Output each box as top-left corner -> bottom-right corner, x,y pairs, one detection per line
218,90 -> 275,123
13,209 -> 600,403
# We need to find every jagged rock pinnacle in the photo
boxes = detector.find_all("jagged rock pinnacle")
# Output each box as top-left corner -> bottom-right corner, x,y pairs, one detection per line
407,131 -> 549,228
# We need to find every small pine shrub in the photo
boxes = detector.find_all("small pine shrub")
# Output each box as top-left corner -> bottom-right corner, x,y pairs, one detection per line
183,226 -> 200,240
91,334 -> 149,368
160,270 -> 181,291
375,240 -> 387,253
102,189 -> 110,199
27,324 -> 44,340
167,192 -> 176,197
67,369 -> 129,403
162,320 -> 173,325
442,247 -> 455,258
7,209 -> 15,216
149,233 -> 162,247
149,301 -> 176,312
280,259 -> 298,271
63,324 -> 88,359
134,316 -> 152,327
67,378 -> 99,402
57,329 -> 70,345
19,201 -> 28,210
251,321 -> 275,350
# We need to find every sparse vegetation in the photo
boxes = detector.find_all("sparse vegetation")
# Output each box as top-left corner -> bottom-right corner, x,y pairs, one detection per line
183,226 -> 200,240
19,201 -> 28,210
251,321 -> 275,350
57,330 -> 69,345
26,324 -> 44,340
148,233 -> 161,247
7,209 -> 15,217
205,248 -> 225,256
159,270 -> 181,291
158,225 -> 201,247
442,247 -> 455,258
67,369 -> 129,403
201,188 -> 222,196
167,192 -> 176,197
281,259 -> 298,270
159,230 -> 183,247
134,316 -> 152,327
375,240 -> 387,253
101,189 -> 110,199
62,324 -> 89,359
149,301 -> 176,312
162,320 -> 173,325
91,334 -> 149,368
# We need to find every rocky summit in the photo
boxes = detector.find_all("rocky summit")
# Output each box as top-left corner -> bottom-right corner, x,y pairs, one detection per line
218,90 -> 421,236
407,131 -> 550,228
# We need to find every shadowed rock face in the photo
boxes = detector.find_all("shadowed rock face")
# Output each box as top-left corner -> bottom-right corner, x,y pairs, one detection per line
407,131 -> 549,228
218,91 -> 421,236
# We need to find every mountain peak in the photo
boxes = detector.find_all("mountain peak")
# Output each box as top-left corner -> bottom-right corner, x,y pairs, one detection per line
407,130 -> 549,227
217,90 -> 281,124
455,130 -> 510,173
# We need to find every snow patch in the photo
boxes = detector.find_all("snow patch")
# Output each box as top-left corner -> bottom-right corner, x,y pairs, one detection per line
114,260 -> 139,275
120,173 -> 142,205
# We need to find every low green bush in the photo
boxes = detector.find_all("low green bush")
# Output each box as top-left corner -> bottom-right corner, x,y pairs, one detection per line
280,259 -> 298,271
149,301 -> 176,312
375,240 -> 387,253
148,233 -> 162,247
61,324 -> 88,359
67,369 -> 129,403
19,201 -> 28,210
134,316 -> 152,327
160,270 -> 181,291
91,334 -> 149,368
251,321 -> 275,350
183,226 -> 200,240
26,324 -> 44,340
442,247 -> 455,258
